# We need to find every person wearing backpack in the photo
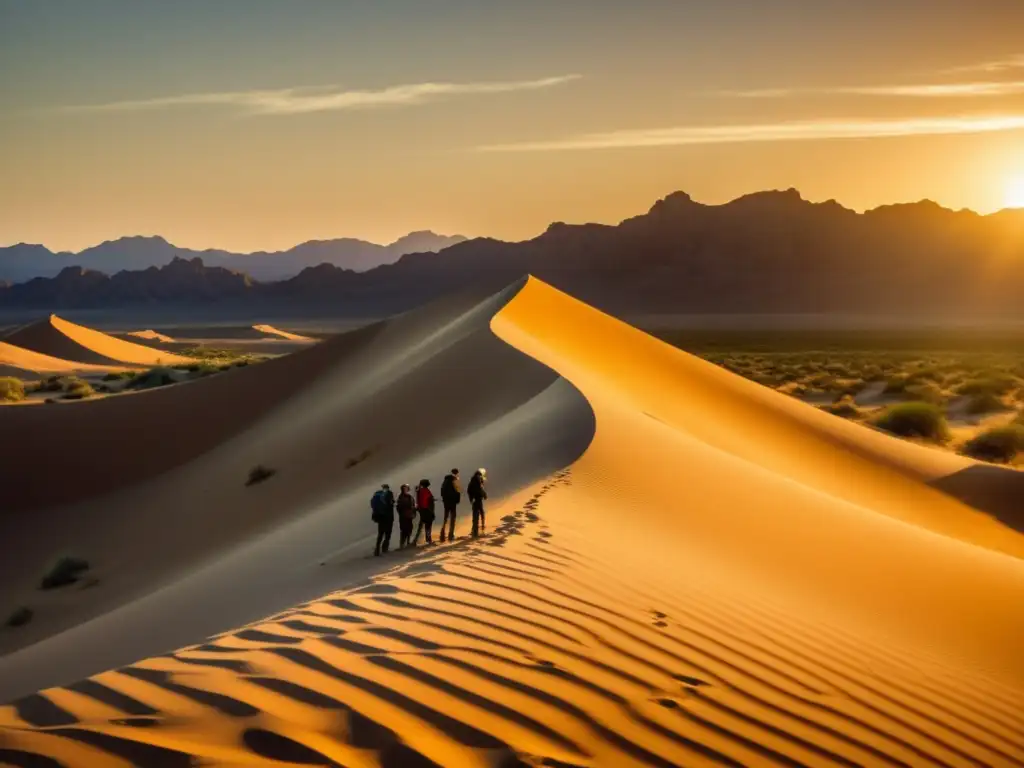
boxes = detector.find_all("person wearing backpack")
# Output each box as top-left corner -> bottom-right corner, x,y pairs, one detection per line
439,468 -> 461,542
396,484 -> 416,549
413,479 -> 435,545
370,483 -> 396,556
468,468 -> 488,538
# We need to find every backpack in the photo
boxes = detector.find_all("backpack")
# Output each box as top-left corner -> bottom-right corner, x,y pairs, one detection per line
370,490 -> 384,522
417,486 -> 432,510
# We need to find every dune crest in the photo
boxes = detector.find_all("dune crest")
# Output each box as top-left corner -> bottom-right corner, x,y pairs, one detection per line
4,314 -> 191,367
0,340 -> 117,380
125,329 -> 176,344
252,324 -> 314,342
1,277 -> 1021,767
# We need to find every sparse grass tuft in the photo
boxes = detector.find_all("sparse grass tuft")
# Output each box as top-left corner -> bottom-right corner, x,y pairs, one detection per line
0,377 -> 25,402
961,425 -> 1024,464
126,366 -> 177,390
344,447 -> 377,469
5,606 -> 32,628
956,374 -> 1019,398
246,465 -> 276,487
871,402 -> 949,442
103,371 -> 137,382
40,556 -> 90,590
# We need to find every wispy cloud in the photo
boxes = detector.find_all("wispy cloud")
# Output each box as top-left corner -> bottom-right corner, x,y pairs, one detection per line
942,54 -> 1024,74
730,81 -> 1024,98
478,115 -> 1024,152
62,75 -> 582,115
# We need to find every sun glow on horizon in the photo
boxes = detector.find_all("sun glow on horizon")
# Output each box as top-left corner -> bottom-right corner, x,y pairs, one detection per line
1005,175 -> 1024,209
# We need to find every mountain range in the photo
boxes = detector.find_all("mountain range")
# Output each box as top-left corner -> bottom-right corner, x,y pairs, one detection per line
2,190 -> 1023,318
0,231 -> 467,283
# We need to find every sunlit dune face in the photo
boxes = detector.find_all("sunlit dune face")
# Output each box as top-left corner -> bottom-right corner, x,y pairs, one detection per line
1005,175 -> 1024,209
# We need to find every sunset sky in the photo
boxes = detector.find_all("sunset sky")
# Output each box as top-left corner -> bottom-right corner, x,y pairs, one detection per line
2,0 -> 1024,252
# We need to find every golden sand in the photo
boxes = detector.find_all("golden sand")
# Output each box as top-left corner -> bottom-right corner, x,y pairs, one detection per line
252,324 -> 315,342
4,315 -> 191,367
0,278 -> 1020,766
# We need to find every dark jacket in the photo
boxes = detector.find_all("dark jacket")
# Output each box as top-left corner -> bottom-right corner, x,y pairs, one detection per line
441,474 -> 462,504
373,489 -> 396,520
396,491 -> 415,520
467,474 -> 487,503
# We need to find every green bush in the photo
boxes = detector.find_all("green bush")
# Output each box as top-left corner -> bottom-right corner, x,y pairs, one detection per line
871,402 -> 949,442
964,392 -> 1007,415
957,375 -> 1019,397
40,556 -> 90,590
904,381 -> 946,405
961,425 -> 1024,464
126,366 -> 177,390
0,377 -> 25,402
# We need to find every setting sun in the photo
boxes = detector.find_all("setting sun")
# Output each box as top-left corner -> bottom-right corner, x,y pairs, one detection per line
1005,176 -> 1024,209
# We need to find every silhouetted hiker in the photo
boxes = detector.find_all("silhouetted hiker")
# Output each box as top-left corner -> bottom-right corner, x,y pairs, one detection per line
396,483 -> 416,549
414,479 -> 435,545
440,468 -> 462,542
370,484 -> 395,556
469,468 -> 488,537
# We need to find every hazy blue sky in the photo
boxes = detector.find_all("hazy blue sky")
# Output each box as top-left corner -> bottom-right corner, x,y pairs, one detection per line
3,0 -> 1024,250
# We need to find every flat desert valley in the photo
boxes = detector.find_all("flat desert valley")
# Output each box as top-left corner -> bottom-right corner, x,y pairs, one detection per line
1,277 -> 1022,767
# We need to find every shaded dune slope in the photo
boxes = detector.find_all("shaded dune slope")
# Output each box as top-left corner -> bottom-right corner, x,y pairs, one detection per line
1,278 -> 1022,767
0,278 -> 595,697
3,315 -> 191,367
0,341 -> 117,380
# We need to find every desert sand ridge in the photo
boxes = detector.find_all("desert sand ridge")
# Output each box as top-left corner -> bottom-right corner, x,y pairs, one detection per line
0,277 -> 1022,766
252,324 -> 315,342
0,340 -> 118,380
3,314 -> 191,367
0,277 -> 595,696
125,329 -> 176,344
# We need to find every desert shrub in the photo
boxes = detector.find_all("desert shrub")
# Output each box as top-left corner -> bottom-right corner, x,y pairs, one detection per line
103,371 -> 137,381
344,447 -> 377,469
40,556 -> 90,590
871,402 -> 949,442
0,377 -> 25,402
957,375 -> 1019,397
127,366 -> 177,390
62,380 -> 96,400
964,392 -> 1008,415
821,395 -> 861,419
5,606 -> 32,628
961,425 -> 1024,464
246,465 -> 276,486
882,374 -> 910,395
904,381 -> 946,405
39,375 -> 70,392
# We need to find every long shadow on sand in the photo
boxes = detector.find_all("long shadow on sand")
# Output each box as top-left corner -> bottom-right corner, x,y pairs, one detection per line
929,463 -> 1024,536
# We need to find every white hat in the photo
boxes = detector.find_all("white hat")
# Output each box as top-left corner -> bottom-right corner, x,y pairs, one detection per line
478,468 -> 487,476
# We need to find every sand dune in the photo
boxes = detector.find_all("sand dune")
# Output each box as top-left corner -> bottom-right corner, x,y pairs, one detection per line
1,277 -> 1022,766
125,329 -> 177,344
0,340 -> 118,380
252,324 -> 315,342
4,314 -> 191,367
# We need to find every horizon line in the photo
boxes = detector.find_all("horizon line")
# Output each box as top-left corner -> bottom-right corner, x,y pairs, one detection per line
4,189 -> 1022,255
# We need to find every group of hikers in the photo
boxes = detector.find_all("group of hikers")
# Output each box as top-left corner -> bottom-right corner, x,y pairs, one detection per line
370,468 -> 488,556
